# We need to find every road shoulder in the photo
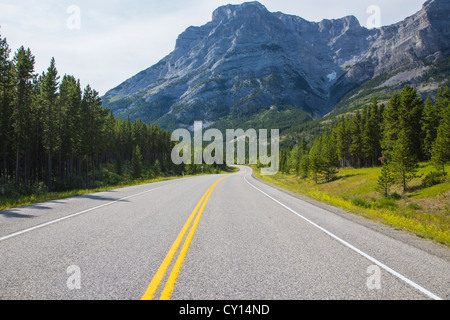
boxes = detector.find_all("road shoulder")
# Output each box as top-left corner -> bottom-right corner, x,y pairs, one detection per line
248,167 -> 450,263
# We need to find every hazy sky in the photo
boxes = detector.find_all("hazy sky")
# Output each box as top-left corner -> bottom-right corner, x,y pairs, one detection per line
0,0 -> 426,95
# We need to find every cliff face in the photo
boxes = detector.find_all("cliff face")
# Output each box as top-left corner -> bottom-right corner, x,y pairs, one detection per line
103,0 -> 450,130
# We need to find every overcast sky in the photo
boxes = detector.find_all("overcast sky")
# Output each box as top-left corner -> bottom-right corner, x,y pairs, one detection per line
0,0 -> 426,95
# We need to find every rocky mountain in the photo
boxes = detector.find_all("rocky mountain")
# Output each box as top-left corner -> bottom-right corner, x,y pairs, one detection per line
102,0 -> 450,131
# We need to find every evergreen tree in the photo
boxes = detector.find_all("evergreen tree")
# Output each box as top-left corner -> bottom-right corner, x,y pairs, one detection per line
362,98 -> 382,166
38,57 -> 60,191
398,85 -> 423,161
153,159 -> 162,178
131,145 -> 143,179
376,163 -> 395,197
80,85 -> 108,186
431,100 -> 450,174
349,110 -> 363,168
322,129 -> 339,182
381,92 -> 401,161
288,144 -> 301,175
0,33 -> 13,183
335,116 -> 351,167
421,96 -> 438,160
12,46 -> 36,186
58,75 -> 82,179
390,129 -> 418,192
434,86 -> 450,123
309,136 -> 323,183
299,153 -> 310,179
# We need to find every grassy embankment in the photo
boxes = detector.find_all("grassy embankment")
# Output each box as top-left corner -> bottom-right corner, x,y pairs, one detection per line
252,163 -> 450,247
0,165 -> 239,211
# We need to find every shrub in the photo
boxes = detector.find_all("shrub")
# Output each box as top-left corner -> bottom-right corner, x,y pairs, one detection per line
351,198 -> 372,208
374,197 -> 397,210
421,171 -> 446,188
390,192 -> 402,200
407,202 -> 422,210
0,183 -> 22,198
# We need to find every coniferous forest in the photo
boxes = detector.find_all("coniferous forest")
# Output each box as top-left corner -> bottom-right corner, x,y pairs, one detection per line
1,30 -> 449,201
0,33 -> 222,198
281,85 -> 450,192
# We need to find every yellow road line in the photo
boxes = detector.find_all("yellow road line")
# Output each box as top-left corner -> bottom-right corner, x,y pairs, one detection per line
141,175 -> 229,300
160,176 -> 226,300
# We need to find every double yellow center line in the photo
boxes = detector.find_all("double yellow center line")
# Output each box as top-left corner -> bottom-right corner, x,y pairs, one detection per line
141,175 -> 230,300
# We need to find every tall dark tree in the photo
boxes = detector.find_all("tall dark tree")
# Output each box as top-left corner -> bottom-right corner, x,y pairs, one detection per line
80,85 -> 108,186
431,99 -> 450,174
58,75 -> 82,180
12,46 -> 35,186
335,116 -> 351,167
390,129 -> 418,192
398,85 -> 423,161
0,32 -> 14,183
131,145 -> 143,179
376,162 -> 395,197
349,110 -> 363,168
421,96 -> 439,160
38,57 -> 60,191
321,129 -> 339,182
381,92 -> 401,161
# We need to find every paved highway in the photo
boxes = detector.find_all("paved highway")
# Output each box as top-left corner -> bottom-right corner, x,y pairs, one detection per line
0,166 -> 448,300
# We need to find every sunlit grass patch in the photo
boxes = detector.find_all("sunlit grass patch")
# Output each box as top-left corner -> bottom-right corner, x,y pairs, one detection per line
252,163 -> 449,247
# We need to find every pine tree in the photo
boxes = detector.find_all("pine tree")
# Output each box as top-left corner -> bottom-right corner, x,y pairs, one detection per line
434,86 -> 450,123
376,163 -> 395,197
390,129 -> 418,192
335,116 -> 351,167
421,96 -> 438,160
299,153 -> 310,179
0,32 -> 13,183
349,110 -> 363,168
431,100 -> 450,174
131,145 -> 143,179
12,46 -> 36,186
362,98 -> 382,166
381,92 -> 401,161
58,75 -> 82,179
322,129 -> 339,182
80,85 -> 108,186
288,144 -> 301,175
38,57 -> 60,191
309,136 -> 323,183
153,159 -> 162,178
398,85 -> 423,161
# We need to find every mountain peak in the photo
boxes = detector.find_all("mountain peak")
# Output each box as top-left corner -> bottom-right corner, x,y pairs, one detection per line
103,1 -> 449,131
212,1 -> 269,21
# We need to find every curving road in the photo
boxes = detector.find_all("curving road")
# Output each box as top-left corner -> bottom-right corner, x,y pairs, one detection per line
0,166 -> 448,300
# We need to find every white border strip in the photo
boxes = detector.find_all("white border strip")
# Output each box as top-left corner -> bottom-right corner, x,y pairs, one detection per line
0,181 -> 181,243
243,170 -> 443,301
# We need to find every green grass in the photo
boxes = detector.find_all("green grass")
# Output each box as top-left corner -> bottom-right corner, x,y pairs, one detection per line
252,163 -> 450,247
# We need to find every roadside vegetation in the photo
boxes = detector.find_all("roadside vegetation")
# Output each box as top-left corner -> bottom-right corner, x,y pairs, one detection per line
0,163 -> 237,211
258,84 -> 450,246
0,31 -> 234,211
253,163 -> 449,246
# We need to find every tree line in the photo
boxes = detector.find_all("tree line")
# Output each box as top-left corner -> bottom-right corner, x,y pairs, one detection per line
282,84 -> 450,192
0,33 -> 180,194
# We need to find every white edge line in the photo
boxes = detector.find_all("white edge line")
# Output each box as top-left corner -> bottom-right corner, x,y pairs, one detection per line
243,169 -> 443,301
0,182 -> 179,243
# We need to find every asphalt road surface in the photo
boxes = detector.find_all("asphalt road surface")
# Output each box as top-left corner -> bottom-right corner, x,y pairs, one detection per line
0,166 -> 448,300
